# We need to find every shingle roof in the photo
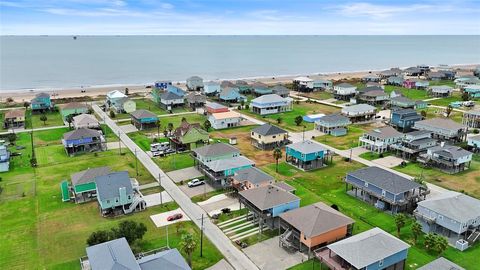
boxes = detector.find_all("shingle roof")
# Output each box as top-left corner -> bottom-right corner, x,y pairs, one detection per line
187,75 -> 202,81
86,237 -> 140,270
316,114 -> 350,125
239,184 -> 299,210
186,93 -> 207,103
430,85 -> 453,93
417,257 -> 465,270
287,140 -> 327,154
137,248 -> 191,270
161,91 -> 183,100
348,166 -> 421,194
4,109 -> 25,119
63,128 -> 102,140
35,92 -> 50,98
130,109 -> 157,119
358,86 -> 384,92
280,202 -> 354,238
192,143 -> 239,158
360,90 -> 387,97
95,171 -> 133,202
205,101 -> 227,110
272,182 -> 295,192
417,191 -> 480,223
365,126 -> 403,140
335,83 -> 355,88
252,123 -> 287,136
271,85 -> 290,95
204,156 -> 254,172
71,166 -> 111,186
73,114 -> 99,126
173,121 -> 207,139
341,104 -> 376,114
428,145 -> 472,159
390,96 -> 414,104
251,94 -> 288,104
232,167 -> 274,185
392,108 -> 418,115
415,118 -> 466,132
328,227 -> 410,269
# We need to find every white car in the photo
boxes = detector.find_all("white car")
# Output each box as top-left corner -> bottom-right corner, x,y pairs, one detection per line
187,178 -> 205,188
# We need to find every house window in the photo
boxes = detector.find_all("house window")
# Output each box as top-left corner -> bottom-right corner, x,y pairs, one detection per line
128,195 -> 131,200
382,190 -> 386,197
107,200 -> 110,204
438,215 -> 443,220
379,260 -> 384,267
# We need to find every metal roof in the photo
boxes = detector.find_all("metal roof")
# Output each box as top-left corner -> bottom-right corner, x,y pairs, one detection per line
418,191 -> 480,223
348,166 -> 421,194
251,123 -> 287,136
239,184 -> 299,210
86,237 -> 140,270
287,140 -> 327,154
417,257 -> 465,270
192,143 -> 239,158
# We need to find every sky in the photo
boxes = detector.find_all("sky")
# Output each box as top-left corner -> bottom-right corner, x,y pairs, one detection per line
1,0 -> 480,35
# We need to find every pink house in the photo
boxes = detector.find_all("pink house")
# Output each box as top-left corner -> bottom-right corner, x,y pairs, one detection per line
403,79 -> 416,89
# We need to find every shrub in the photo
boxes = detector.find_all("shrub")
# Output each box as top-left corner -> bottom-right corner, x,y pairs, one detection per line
109,110 -> 116,118
473,129 -> 479,134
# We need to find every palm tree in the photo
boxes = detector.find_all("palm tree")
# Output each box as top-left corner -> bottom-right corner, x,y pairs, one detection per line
167,122 -> 174,135
277,117 -> 282,124
273,148 -> 282,172
434,235 -> 449,256
180,232 -> 197,267
65,114 -> 73,129
394,213 -> 407,237
204,120 -> 211,132
411,221 -> 422,245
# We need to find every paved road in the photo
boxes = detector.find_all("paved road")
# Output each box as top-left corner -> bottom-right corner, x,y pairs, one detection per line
92,104 -> 259,270
0,125 -> 66,135
114,110 -> 199,122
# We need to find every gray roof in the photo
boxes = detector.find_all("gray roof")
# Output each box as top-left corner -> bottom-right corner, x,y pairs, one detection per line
73,114 -> 99,126
358,86 -> 384,92
186,93 -> 207,103
328,227 -> 410,269
161,91 -> 183,100
239,184 -> 299,210
390,96 -> 414,104
251,94 -> 288,104
71,166 -> 111,186
341,104 -> 376,114
317,114 -> 350,124
35,92 -> 50,98
418,191 -> 480,223
280,202 -> 354,238
272,182 -> 295,192
205,101 -> 227,110
204,156 -> 254,172
271,85 -> 290,95
187,75 -> 202,81
335,83 -> 355,88
95,171 -> 133,202
415,118 -> 466,132
252,123 -> 287,136
348,166 -> 421,194
287,140 -> 327,154
417,257 -> 465,270
192,143 -> 239,158
137,248 -> 191,270
430,85 -> 453,93
63,128 -> 102,140
232,167 -> 274,185
428,145 -> 472,159
392,108 -> 418,116
130,109 -> 157,119
360,90 -> 387,98
365,126 -> 403,140
86,237 -> 140,270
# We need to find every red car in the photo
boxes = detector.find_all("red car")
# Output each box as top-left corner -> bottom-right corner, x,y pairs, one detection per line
167,213 -> 183,221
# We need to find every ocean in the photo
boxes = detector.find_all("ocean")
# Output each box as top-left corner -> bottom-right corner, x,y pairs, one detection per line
1,35 -> 479,91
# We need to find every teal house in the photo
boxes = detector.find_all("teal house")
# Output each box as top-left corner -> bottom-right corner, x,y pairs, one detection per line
252,82 -> 273,96
286,140 -> 330,171
464,85 -> 480,98
61,166 -> 112,203
219,87 -> 247,103
31,92 -> 52,112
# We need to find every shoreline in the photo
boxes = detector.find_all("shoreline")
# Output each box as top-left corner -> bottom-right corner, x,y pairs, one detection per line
1,63 -> 477,103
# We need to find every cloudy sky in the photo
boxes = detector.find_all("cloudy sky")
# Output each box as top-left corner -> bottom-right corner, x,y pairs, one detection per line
1,0 -> 479,35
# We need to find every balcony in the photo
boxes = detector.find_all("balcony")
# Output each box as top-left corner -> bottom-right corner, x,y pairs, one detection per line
314,247 -> 350,270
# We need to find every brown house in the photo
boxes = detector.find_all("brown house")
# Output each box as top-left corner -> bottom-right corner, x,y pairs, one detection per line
3,109 -> 26,129
279,202 -> 354,255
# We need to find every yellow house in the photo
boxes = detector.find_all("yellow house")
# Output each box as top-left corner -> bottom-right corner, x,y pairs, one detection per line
3,109 -> 25,128
250,123 -> 288,150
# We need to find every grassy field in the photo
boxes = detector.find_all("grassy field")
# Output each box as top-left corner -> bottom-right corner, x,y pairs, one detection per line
358,151 -> 393,161
239,101 -> 340,132
260,159 -> 479,269
30,110 -> 65,129
158,113 -> 207,129
394,155 -> 480,198
315,124 -> 374,150
383,85 -> 429,101
300,91 -> 334,100
417,106 -> 464,124
153,152 -> 195,172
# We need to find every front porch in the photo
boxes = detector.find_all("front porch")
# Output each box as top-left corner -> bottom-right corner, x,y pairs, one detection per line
314,247 -> 351,270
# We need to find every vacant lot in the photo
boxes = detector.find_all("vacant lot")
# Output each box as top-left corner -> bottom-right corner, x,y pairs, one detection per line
315,124 -> 374,150
31,110 -> 65,128
383,85 -> 429,101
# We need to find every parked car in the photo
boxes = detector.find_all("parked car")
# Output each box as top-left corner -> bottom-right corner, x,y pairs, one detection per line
167,213 -> 183,221
150,142 -> 170,152
188,178 -> 205,188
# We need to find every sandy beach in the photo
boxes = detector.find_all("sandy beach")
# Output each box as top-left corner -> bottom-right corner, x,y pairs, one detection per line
1,64 -> 477,103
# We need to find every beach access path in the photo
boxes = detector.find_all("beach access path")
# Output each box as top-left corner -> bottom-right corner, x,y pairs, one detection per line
92,104 -> 259,270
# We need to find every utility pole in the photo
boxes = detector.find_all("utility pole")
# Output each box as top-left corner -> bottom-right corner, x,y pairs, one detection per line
158,173 -> 163,205
199,214 -> 204,257
302,126 -> 305,141
135,148 -> 138,176
349,140 -> 353,163
166,225 -> 169,248
118,131 -> 121,154
30,130 -> 35,161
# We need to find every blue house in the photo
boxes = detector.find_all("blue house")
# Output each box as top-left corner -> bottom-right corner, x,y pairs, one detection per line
0,144 -> 10,172
238,184 -> 300,229
164,84 -> 185,97
345,166 -> 427,213
467,135 -> 480,151
31,92 -> 52,112
62,128 -> 105,156
316,227 -> 410,270
315,114 -> 351,136
252,82 -> 272,96
203,81 -> 221,96
219,87 -> 246,103
390,108 -> 423,132
286,140 -> 330,171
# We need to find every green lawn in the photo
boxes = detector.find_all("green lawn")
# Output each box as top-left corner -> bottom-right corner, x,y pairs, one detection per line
417,107 -> 464,124
300,91 -> 334,100
358,151 -> 393,161
260,158 -> 480,269
315,124 -> 372,150
30,109 -> 65,129
158,113 -> 207,129
428,92 -> 465,107
154,152 -> 195,172
128,131 -> 168,152
240,101 -> 340,132
383,85 -> 429,101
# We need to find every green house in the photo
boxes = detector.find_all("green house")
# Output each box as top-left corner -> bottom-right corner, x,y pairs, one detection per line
170,121 -> 209,151
60,102 -> 89,120
65,166 -> 111,203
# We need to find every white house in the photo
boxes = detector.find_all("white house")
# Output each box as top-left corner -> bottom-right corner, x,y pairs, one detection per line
333,83 -> 357,100
293,76 -> 314,90
359,126 -> 403,153
208,111 -> 242,129
250,94 -> 293,115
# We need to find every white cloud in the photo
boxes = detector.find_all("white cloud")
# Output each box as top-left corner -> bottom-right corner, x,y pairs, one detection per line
336,2 -> 449,18
160,2 -> 174,9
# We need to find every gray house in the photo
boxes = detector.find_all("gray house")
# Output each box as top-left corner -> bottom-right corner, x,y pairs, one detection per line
81,237 -> 191,270
414,118 -> 468,142
230,166 -> 275,191
345,166 -> 427,213
414,191 -> 480,247
358,126 -> 403,153
418,144 -> 473,174
390,130 -> 437,160
271,85 -> 290,98
341,104 -> 376,123
314,114 -> 351,137
186,75 -> 204,91
428,85 -> 453,97
462,110 -> 480,128
160,92 -> 185,110
185,92 -> 207,110
69,166 -> 111,203
417,257 -> 465,270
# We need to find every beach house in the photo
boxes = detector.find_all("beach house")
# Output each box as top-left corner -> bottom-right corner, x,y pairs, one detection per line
389,96 -> 416,109
313,79 -> 333,91
414,118 -> 468,142
166,84 -> 186,97
154,80 -> 172,90
417,257 -> 465,270
378,68 -> 402,79
3,109 -> 25,129
250,94 -> 293,115
403,79 -> 417,89
31,92 -> 52,112
315,228 -> 410,270
186,75 -> 204,91
464,85 -> 480,98
116,97 -> 137,113
390,108 -> 423,132
169,120 -> 209,151
315,114 -> 351,136
286,140 -> 330,171
414,191 -> 480,247
279,202 -> 354,255
387,76 -> 404,86
203,81 -> 221,96
159,91 -> 185,110
462,110 -> 480,128
0,144 -> 10,172
81,238 -> 191,270
230,167 -> 275,191
293,76 -> 314,91
341,104 -> 376,123
250,123 -> 289,150
238,184 -> 300,229
95,171 -> 146,216
356,86 -> 389,106
62,128 -> 105,156
271,85 -> 290,97
428,85 -> 453,97
185,92 -> 206,111
62,166 -> 111,203
106,90 -> 127,109
219,87 -> 246,103
362,74 -> 381,82
252,82 -> 272,96
204,101 -> 229,114
60,102 -> 89,120
72,114 -> 100,129
235,80 -> 252,93
417,144 -> 472,174
467,135 -> 480,152
333,83 -> 357,100
359,126 -> 403,153
130,110 -> 159,130
390,130 -> 437,160
404,66 -> 422,76
345,166 -> 426,213
208,111 -> 242,129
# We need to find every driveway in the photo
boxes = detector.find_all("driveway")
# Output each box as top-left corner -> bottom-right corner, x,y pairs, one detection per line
119,124 -> 138,134
166,167 -> 203,183
373,156 -> 406,168
349,146 -> 369,157
206,259 -> 234,270
179,182 -> 216,198
143,191 -> 173,207
243,236 -> 307,270
198,194 -> 240,216
150,208 -> 190,227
